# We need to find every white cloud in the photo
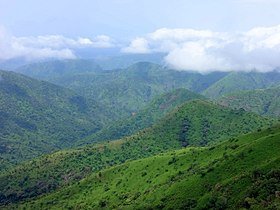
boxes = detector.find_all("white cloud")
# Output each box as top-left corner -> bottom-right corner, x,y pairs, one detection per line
123,25 -> 280,73
0,26 -> 114,61
122,37 -> 150,53
91,35 -> 115,48
78,37 -> 94,45
78,35 -> 115,48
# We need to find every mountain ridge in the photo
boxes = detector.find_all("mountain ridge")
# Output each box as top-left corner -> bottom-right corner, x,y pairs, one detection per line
0,99 -> 274,205
6,124 -> 280,209
217,86 -> 280,117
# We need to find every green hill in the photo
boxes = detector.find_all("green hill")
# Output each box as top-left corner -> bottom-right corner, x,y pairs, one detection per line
0,70 -> 113,171
48,62 -> 228,118
8,125 -> 280,210
0,100 -> 274,205
75,88 -> 205,146
218,86 -> 280,118
203,71 -> 280,98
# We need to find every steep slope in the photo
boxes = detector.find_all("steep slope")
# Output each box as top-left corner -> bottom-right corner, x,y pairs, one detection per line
16,59 -> 102,80
8,125 -> 280,210
46,62 -> 228,118
203,71 -> 280,98
0,70 -> 112,171
218,86 -> 280,118
76,88 -> 206,146
0,100 -> 274,205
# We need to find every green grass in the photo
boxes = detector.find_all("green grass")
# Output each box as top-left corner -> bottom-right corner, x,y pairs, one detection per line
8,125 -> 280,210
0,99 -> 275,205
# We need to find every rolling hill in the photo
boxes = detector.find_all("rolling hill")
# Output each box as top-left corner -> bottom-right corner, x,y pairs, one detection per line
0,70 -> 113,171
50,62 -> 230,118
7,125 -> 280,210
39,61 -> 228,118
16,60 -> 280,117
203,71 -> 280,98
75,88 -> 206,146
0,99 -> 274,205
217,86 -> 280,118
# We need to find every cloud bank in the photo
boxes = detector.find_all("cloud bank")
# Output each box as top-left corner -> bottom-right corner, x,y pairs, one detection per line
0,26 -> 114,61
123,25 -> 280,73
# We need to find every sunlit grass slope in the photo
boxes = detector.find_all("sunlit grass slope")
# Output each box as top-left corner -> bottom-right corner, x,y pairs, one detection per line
13,125 -> 280,210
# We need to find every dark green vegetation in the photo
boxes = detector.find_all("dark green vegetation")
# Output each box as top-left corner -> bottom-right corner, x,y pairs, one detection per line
3,59 -> 280,209
0,70 -> 113,171
7,125 -> 280,209
17,60 -> 280,119
218,86 -> 280,118
0,100 -> 275,205
203,71 -> 280,98
76,88 -> 205,146
18,61 -> 229,118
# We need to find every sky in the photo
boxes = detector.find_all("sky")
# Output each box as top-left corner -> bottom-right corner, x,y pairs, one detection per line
1,0 -> 280,72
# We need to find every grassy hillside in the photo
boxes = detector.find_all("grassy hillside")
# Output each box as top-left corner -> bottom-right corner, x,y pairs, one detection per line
0,70 -> 113,171
76,88 -> 205,146
0,100 -> 275,205
203,71 -> 280,98
18,61 -> 228,118
218,86 -> 280,118
8,125 -> 280,210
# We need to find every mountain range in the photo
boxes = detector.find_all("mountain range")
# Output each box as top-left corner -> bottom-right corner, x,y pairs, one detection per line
0,59 -> 280,209
0,99 -> 274,206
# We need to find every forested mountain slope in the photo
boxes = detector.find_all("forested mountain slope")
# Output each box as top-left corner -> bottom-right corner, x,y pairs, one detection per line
7,125 -> 280,210
76,88 -> 205,146
0,70 -> 113,171
44,62 -> 228,118
217,86 -> 280,118
0,100 -> 274,205
203,71 -> 280,98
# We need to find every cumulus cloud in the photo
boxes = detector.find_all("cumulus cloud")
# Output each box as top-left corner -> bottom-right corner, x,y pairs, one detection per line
91,35 -> 115,48
123,25 -> 280,73
122,37 -> 150,53
0,26 -> 114,61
